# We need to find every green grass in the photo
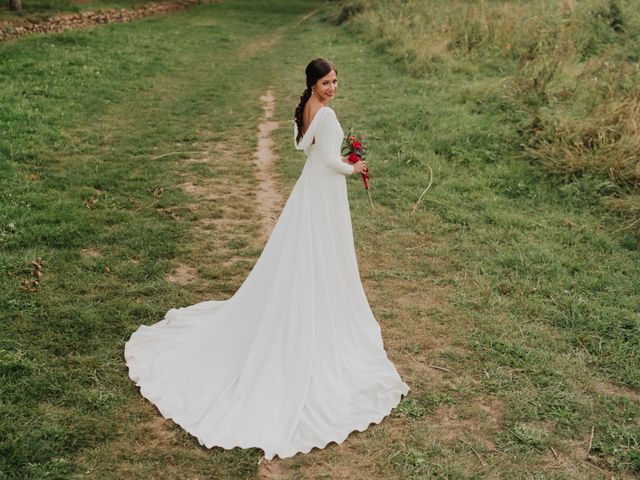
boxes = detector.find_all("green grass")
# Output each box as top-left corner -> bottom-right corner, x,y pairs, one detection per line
271,5 -> 640,477
1,0 -> 639,478
1,1 -> 315,478
1,0 -> 78,14
336,0 -> 640,234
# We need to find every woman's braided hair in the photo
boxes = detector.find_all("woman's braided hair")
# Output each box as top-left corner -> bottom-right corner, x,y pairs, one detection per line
294,58 -> 337,144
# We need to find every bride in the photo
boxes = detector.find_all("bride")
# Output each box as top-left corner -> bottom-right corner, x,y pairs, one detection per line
124,57 -> 410,461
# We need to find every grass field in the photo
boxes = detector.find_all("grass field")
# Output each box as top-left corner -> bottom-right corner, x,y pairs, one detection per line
341,0 -> 640,233
1,0 -> 639,478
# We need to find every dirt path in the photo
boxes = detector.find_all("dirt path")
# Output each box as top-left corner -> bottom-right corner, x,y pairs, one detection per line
254,89 -> 285,243
0,0 -> 222,42
163,89 -> 285,290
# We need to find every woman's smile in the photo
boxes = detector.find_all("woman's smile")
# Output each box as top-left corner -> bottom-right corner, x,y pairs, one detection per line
314,69 -> 338,104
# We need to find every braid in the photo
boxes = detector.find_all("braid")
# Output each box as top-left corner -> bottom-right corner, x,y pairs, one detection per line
294,86 -> 312,144
294,58 -> 337,145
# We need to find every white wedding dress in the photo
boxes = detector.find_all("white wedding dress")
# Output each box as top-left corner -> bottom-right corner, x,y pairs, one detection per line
124,105 -> 410,460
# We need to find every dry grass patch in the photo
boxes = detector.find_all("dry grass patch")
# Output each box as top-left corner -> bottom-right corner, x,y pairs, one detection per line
430,396 -> 503,451
77,402 -> 212,480
80,247 -> 103,258
255,89 -> 286,242
165,263 -> 197,285
164,131 -> 267,297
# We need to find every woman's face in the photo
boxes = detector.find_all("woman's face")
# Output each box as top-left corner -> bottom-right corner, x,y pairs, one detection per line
313,69 -> 338,103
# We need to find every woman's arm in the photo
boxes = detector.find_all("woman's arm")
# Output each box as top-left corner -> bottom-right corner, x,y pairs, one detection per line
315,109 -> 355,175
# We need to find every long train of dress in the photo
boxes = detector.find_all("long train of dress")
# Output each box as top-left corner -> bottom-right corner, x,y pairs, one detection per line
124,105 -> 410,460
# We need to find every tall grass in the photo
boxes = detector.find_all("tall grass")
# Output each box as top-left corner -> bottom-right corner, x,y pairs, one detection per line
335,0 -> 640,232
6,0 -> 77,11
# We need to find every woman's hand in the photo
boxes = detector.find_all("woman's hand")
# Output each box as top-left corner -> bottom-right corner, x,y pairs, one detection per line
352,160 -> 368,174
343,155 -> 368,174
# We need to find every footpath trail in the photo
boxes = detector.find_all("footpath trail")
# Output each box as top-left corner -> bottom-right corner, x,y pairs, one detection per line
2,0 -> 638,479
254,89 -> 284,243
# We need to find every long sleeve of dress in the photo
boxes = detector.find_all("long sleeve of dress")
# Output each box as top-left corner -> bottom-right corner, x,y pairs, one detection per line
315,109 -> 355,176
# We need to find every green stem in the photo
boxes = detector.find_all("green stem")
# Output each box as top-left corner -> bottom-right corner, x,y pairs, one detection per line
367,189 -> 375,209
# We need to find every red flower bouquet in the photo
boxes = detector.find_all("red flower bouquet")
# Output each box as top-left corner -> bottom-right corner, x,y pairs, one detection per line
342,131 -> 374,208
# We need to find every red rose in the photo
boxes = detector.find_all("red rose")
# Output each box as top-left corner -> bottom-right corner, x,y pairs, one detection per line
341,131 -> 374,208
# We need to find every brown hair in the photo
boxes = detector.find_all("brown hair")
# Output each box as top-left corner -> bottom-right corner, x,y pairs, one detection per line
294,58 -> 337,144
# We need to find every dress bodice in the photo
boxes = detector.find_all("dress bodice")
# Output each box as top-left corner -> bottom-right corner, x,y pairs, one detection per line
293,107 -> 354,176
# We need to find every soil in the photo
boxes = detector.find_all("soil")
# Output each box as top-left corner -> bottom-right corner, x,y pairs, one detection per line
254,89 -> 285,243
